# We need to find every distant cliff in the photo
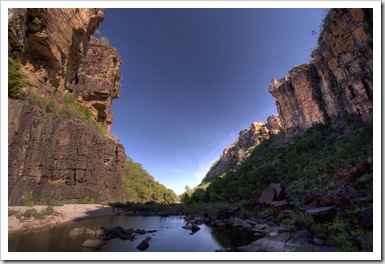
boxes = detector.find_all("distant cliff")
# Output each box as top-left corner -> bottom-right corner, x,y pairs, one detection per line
269,8 -> 372,137
203,115 -> 282,181
203,8 -> 372,181
8,8 -> 126,204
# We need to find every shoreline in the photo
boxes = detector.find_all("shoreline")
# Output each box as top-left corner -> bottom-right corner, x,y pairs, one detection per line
8,204 -> 116,233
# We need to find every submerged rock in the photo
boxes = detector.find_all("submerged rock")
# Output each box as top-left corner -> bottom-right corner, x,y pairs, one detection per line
136,240 -> 149,250
82,239 -> 102,249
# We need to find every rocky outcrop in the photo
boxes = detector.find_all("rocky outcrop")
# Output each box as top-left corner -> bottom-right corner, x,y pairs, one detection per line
8,9 -> 126,205
8,8 -> 105,92
269,8 -> 373,137
8,99 -> 126,205
203,116 -> 282,180
73,38 -> 122,129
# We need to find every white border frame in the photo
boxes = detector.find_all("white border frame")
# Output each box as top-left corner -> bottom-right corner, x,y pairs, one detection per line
1,1 -> 381,261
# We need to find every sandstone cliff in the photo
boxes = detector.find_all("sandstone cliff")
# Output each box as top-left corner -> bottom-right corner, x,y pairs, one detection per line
203,115 -> 282,180
8,8 -> 126,205
73,37 -> 122,130
269,8 -> 373,137
204,8 -> 372,181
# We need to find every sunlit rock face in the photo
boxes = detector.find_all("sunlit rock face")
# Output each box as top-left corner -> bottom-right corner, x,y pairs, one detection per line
203,116 -> 282,181
8,8 -> 126,205
269,8 -> 373,138
73,38 -> 122,130
8,8 -> 105,91
204,8 -> 372,181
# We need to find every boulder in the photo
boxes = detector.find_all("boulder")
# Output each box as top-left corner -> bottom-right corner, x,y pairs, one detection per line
231,217 -> 252,229
95,229 -> 104,238
306,206 -> 337,222
213,221 -> 226,228
182,225 -> 192,230
238,232 -> 292,252
258,186 -> 276,203
68,227 -> 85,238
218,205 -> 241,218
85,228 -> 95,236
135,229 -> 146,235
125,228 -> 134,235
136,240 -> 149,250
82,239 -> 102,249
319,195 -> 347,206
238,231 -> 312,252
269,183 -> 286,201
350,196 -> 373,206
191,224 -> 201,233
263,200 -> 294,211
355,209 -> 372,229
258,183 -> 286,203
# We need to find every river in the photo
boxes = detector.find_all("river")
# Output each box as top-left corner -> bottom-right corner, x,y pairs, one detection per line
8,215 -> 256,252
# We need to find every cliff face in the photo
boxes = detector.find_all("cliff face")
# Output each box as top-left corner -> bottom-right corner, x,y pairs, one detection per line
204,8 -> 372,181
8,8 -> 104,91
73,38 -> 122,130
204,115 -> 282,180
8,99 -> 126,204
8,8 -> 126,205
269,8 -> 373,137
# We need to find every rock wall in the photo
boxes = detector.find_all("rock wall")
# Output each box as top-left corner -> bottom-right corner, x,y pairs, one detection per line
204,8 -> 373,181
203,115 -> 282,180
73,38 -> 122,130
8,8 -> 105,91
269,8 -> 373,137
8,8 -> 126,205
8,99 -> 126,204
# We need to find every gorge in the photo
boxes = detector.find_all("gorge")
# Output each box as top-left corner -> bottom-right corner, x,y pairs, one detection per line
7,7 -> 374,254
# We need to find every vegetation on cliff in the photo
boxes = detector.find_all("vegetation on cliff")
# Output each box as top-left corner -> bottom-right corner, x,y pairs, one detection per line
182,116 -> 372,204
8,57 -> 28,99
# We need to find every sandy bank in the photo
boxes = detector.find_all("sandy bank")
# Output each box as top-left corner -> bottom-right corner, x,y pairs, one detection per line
8,204 -> 116,233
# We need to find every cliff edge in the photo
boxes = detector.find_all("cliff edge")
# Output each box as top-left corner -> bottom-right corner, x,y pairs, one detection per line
8,8 -> 126,204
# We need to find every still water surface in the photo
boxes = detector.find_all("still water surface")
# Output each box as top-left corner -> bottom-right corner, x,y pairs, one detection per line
9,215 -> 255,252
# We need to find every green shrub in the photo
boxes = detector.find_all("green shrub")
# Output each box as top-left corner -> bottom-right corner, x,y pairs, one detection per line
62,93 -> 92,121
32,17 -> 41,25
40,206 -> 56,216
8,208 -> 20,217
100,36 -> 109,45
26,92 -> 58,113
8,57 -> 28,98
24,193 -> 35,207
22,208 -> 38,219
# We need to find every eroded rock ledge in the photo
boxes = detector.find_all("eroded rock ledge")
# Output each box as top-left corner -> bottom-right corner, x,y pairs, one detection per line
269,8 -> 372,138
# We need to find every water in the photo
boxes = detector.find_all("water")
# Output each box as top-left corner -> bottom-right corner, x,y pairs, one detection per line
8,215 -> 256,252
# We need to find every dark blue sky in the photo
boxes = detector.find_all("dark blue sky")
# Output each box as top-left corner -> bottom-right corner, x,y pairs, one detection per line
97,8 -> 325,194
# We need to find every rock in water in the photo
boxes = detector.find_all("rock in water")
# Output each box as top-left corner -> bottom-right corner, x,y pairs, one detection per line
136,240 -> 149,250
191,224 -> 200,233
68,227 -> 85,238
82,239 -> 102,249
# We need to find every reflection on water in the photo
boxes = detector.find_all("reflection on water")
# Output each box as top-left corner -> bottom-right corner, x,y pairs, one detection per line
9,215 -> 256,252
